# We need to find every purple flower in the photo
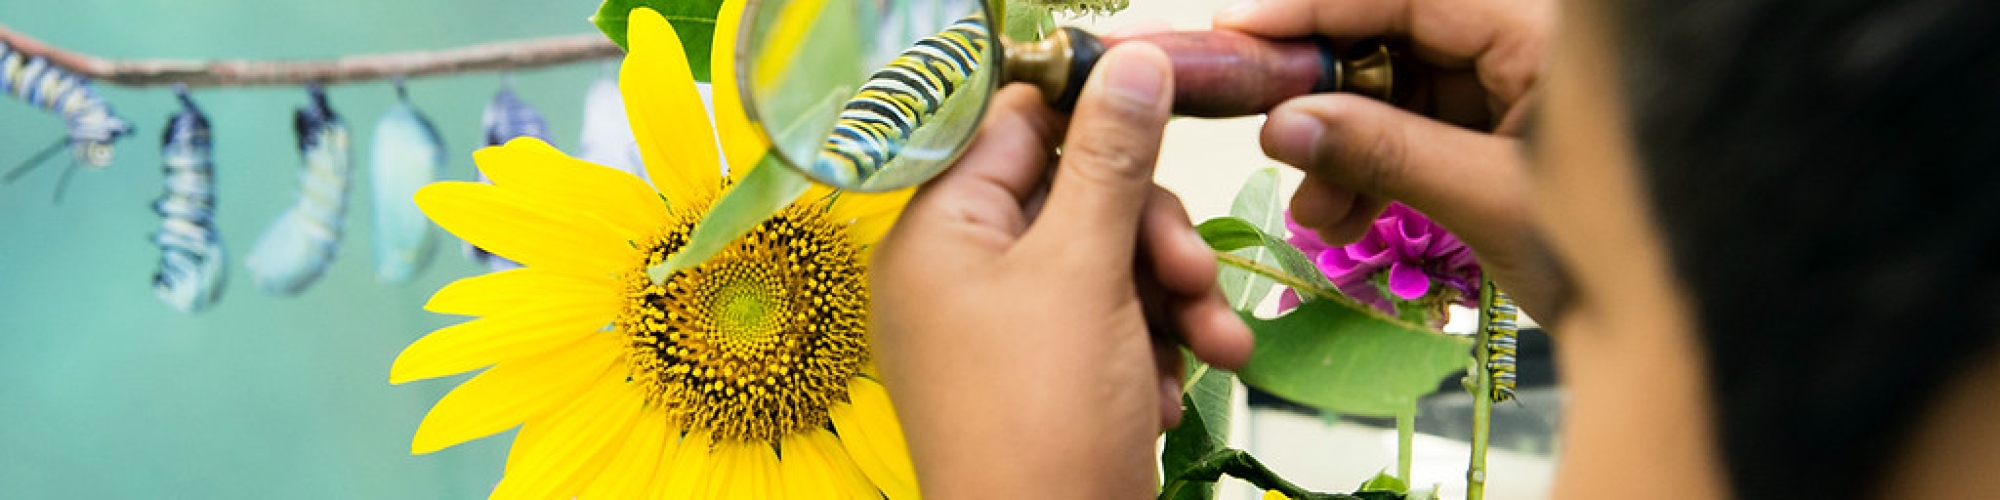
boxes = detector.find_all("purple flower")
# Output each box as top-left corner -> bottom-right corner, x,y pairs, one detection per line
1281,203 -> 1481,325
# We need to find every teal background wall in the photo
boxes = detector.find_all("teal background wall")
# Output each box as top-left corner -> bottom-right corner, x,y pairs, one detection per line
0,0 -> 616,497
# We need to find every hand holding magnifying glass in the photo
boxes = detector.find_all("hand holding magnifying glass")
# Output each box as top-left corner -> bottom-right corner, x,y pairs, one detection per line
740,0 -> 1418,192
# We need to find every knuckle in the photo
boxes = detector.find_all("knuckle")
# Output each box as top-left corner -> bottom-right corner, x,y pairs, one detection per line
1062,129 -> 1160,183
1320,106 -> 1409,194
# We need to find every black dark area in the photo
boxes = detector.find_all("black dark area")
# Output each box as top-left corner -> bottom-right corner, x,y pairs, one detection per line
1611,0 -> 2000,498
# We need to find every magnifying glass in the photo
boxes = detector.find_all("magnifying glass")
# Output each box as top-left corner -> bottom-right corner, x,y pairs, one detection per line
737,0 -> 1409,192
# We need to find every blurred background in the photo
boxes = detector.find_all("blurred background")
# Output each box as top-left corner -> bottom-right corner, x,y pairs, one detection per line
0,0 -> 1558,498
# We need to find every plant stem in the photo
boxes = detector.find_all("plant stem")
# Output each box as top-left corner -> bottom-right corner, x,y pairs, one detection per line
1215,252 -> 1348,304
1397,404 -> 1415,483
1466,281 -> 1496,500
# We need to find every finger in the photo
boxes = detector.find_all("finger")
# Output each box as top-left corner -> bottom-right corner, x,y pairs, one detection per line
1294,188 -> 1387,246
1287,175 -> 1356,235
1262,94 -> 1531,248
1023,43 -> 1175,260
1141,187 -> 1218,297
1214,0 -> 1549,83
898,85 -> 1064,242
1153,332 -> 1185,430
1176,285 -> 1253,370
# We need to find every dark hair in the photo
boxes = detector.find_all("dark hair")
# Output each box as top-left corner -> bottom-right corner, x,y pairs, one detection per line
1612,0 -> 2000,497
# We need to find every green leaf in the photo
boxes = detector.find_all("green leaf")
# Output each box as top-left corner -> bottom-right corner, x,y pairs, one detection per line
1160,364 -> 1234,500
593,0 -> 725,81
1236,298 -> 1469,417
1199,216 -> 1335,293
1218,168 -> 1285,311
1356,471 -> 1409,494
1002,1 -> 1060,42
1167,448 -> 1375,500
648,155 -> 811,281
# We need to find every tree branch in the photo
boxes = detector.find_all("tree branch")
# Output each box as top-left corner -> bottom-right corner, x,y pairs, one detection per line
0,23 -> 623,88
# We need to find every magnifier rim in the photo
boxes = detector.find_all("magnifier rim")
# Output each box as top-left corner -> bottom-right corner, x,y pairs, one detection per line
735,0 -> 1005,193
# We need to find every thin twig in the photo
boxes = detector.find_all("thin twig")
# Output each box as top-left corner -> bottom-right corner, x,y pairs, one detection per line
0,23 -> 622,88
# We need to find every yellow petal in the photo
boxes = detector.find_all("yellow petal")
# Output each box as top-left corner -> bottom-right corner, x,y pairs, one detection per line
474,137 -> 670,238
639,426 -> 685,500
1264,491 -> 1292,500
706,440 -> 782,500
830,377 -> 920,500
782,429 -> 880,500
658,430 -> 713,500
410,334 -> 621,454
577,408 -> 676,500
390,299 -> 618,384
708,0 -> 770,182
506,418 -> 544,474
828,187 -> 915,224
423,267 -> 616,317
490,370 -> 643,500
416,182 -> 634,278
845,213 -> 897,249
622,7 -> 723,202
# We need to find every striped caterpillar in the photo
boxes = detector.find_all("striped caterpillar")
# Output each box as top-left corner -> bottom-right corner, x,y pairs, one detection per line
811,16 -> 990,186
1485,289 -> 1520,403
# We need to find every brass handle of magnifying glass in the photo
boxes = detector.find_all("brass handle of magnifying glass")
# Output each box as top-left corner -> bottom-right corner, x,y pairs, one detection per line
1003,27 -> 1408,117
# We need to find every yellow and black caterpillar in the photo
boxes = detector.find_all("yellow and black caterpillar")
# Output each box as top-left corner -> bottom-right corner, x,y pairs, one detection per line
1486,289 -> 1520,403
811,16 -> 990,185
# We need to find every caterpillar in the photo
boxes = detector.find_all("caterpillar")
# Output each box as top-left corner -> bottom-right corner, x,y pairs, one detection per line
152,87 -> 226,313
369,81 -> 445,284
465,80 -> 549,271
811,16 -> 990,186
1486,289 -> 1520,403
1,40 -> 134,199
246,84 -> 352,296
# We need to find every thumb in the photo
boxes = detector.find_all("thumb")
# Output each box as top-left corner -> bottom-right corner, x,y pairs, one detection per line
1261,94 -> 1531,245
1025,43 -> 1175,261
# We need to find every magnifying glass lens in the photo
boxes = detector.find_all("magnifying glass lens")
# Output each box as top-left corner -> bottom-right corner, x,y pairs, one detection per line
741,0 -> 1000,192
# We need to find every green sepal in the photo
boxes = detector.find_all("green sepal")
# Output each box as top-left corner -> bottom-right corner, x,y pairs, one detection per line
647,154 -> 810,282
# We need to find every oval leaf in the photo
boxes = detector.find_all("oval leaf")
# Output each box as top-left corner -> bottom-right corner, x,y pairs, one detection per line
1236,298 -> 1469,417
1218,168 -> 1285,311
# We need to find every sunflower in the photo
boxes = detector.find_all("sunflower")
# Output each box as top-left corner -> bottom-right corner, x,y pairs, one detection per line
389,4 -> 919,499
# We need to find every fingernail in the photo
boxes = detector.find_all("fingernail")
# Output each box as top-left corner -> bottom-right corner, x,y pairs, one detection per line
1099,46 -> 1168,105
1266,109 -> 1324,165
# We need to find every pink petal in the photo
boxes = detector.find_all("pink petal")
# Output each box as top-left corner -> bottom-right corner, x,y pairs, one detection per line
1387,261 -> 1432,300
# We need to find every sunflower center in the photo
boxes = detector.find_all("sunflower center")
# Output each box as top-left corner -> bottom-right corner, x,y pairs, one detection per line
617,199 -> 869,445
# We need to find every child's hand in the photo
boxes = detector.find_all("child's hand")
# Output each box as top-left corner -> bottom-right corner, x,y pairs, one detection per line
870,44 -> 1251,499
